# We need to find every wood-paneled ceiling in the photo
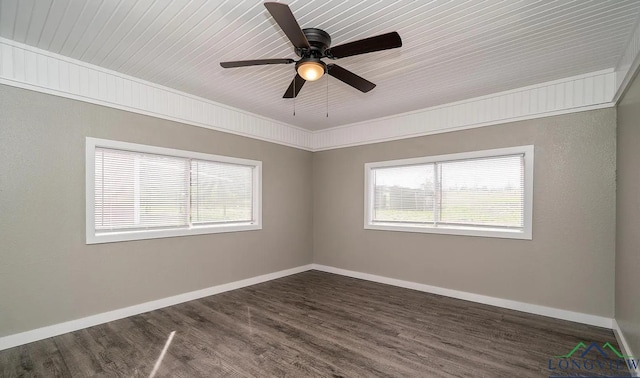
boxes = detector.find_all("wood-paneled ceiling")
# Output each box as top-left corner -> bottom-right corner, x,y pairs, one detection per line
1,0 -> 640,131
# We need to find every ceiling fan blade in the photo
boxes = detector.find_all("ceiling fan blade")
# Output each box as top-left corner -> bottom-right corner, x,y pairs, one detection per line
327,32 -> 402,59
264,2 -> 310,49
327,64 -> 376,93
283,74 -> 306,98
220,58 -> 295,68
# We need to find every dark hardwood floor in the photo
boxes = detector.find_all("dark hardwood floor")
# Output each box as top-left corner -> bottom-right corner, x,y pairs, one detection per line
0,271 -> 629,377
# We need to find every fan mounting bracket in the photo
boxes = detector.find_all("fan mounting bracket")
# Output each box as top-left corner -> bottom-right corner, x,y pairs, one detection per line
295,28 -> 331,58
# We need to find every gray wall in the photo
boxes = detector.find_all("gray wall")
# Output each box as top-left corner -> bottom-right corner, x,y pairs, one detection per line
313,109 -> 616,317
0,80 -> 621,338
0,84 -> 313,337
616,72 -> 640,356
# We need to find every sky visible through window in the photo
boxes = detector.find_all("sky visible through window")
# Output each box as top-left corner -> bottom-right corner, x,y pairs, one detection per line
374,155 -> 523,190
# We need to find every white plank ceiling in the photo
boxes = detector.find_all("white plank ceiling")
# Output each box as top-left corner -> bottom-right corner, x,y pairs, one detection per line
1,0 -> 639,131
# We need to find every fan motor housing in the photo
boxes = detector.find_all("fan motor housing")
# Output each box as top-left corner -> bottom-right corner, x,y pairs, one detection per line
296,28 -> 331,58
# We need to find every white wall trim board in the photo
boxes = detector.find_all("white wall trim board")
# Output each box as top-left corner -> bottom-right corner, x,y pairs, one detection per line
311,264 -> 613,329
312,102 -> 615,151
615,15 -> 640,103
0,38 -> 314,151
0,263 -> 618,351
0,264 -> 313,352
0,38 -> 624,152
312,70 -> 617,151
613,319 -> 640,377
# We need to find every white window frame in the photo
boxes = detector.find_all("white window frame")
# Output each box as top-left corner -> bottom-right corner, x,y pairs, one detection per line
86,137 -> 262,244
364,145 -> 534,240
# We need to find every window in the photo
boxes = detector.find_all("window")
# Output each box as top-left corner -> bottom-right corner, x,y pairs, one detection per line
364,146 -> 534,239
86,137 -> 261,244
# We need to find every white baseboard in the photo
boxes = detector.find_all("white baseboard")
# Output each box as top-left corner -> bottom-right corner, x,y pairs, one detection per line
311,264 -> 613,329
0,263 -> 617,352
0,264 -> 313,351
613,319 -> 640,377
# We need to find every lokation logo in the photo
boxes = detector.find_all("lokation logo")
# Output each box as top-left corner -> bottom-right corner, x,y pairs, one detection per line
548,341 -> 638,377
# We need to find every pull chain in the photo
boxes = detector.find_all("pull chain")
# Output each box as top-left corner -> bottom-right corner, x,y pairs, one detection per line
326,73 -> 329,117
293,77 -> 296,116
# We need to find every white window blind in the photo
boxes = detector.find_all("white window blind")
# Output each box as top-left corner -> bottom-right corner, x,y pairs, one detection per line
190,160 -> 253,224
439,155 -> 524,228
87,138 -> 262,244
95,148 -> 190,231
365,146 -> 533,239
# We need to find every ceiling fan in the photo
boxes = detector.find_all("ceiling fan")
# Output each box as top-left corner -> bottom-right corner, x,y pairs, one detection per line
220,2 -> 402,98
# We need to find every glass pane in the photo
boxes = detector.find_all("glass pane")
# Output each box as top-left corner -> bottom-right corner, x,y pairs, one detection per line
190,160 -> 253,224
439,155 -> 524,228
373,164 -> 435,223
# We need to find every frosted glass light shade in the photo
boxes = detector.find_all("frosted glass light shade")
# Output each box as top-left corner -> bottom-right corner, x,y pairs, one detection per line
297,61 -> 325,81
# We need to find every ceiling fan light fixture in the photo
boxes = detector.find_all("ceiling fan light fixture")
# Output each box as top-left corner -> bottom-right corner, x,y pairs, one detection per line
220,3 -> 402,99
296,59 -> 326,81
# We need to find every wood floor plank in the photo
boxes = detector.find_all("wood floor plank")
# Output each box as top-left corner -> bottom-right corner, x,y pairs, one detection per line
0,271 -> 630,377
225,287 -> 444,376
27,338 -> 68,377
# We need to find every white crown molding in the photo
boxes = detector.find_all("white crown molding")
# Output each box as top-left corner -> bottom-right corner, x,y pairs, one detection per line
0,38 -> 314,151
0,264 -> 313,351
614,16 -> 640,103
312,70 -> 617,151
613,319 -> 640,377
0,38 -> 625,152
311,264 -> 613,329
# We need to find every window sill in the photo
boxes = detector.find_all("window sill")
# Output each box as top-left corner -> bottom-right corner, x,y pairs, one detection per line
365,222 -> 531,240
87,223 -> 261,244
